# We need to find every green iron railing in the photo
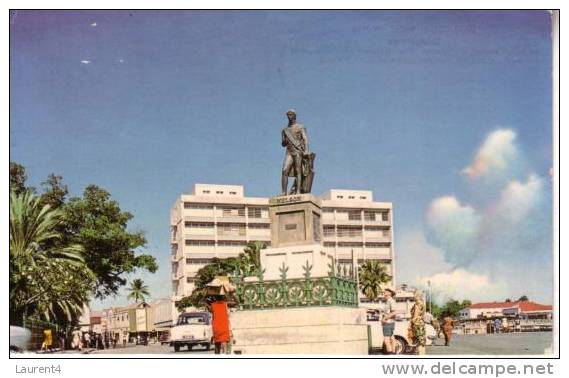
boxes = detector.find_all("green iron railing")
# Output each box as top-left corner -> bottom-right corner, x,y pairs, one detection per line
231,261 -> 358,310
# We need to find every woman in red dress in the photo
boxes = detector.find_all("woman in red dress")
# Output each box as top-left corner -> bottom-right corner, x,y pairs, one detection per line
211,296 -> 231,354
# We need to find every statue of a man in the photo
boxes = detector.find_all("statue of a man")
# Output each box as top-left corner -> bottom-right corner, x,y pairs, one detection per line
281,109 -> 314,195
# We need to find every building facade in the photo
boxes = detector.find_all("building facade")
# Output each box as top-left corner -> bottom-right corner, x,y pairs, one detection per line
171,184 -> 395,305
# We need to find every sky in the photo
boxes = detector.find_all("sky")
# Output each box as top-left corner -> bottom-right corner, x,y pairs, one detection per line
10,10 -> 554,308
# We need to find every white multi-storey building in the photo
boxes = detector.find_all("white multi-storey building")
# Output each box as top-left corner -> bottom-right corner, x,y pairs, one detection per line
171,184 -> 395,304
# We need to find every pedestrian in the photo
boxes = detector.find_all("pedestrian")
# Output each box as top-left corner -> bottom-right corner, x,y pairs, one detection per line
40,328 -> 53,352
381,286 -> 397,354
493,318 -> 501,334
211,295 -> 231,354
442,316 -> 454,346
71,328 -> 82,351
408,290 -> 427,355
122,332 -> 127,348
84,332 -> 91,349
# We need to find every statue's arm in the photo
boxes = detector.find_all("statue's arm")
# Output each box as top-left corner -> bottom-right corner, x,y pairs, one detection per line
302,127 -> 309,152
281,129 -> 287,147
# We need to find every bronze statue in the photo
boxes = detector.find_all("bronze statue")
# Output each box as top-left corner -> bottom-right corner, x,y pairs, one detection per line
281,109 -> 315,195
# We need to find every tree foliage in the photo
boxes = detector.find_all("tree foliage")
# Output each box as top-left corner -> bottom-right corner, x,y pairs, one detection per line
358,260 -> 392,301
63,185 -> 158,298
9,162 -> 158,329
10,190 -> 94,324
175,241 -> 266,311
10,162 -> 29,195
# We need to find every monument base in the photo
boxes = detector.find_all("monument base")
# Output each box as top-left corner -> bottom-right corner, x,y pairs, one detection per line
260,243 -> 335,280
231,306 -> 368,355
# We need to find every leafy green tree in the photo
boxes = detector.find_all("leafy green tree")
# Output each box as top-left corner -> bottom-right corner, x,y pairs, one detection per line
39,174 -> 68,209
10,162 -> 31,195
10,190 -> 94,324
126,279 -> 150,303
358,260 -> 392,301
439,299 -> 472,318
518,295 -> 529,302
63,185 -> 158,298
238,241 -> 265,276
175,242 -> 267,311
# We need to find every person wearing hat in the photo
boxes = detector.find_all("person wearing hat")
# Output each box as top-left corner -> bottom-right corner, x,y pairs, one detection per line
381,286 -> 397,354
281,109 -> 309,195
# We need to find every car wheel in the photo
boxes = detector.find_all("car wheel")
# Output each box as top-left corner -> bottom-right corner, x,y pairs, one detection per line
205,343 -> 211,350
174,344 -> 180,352
393,336 -> 407,355
188,344 -> 193,351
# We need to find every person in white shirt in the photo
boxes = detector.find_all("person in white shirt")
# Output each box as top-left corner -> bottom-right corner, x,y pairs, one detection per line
381,287 -> 397,354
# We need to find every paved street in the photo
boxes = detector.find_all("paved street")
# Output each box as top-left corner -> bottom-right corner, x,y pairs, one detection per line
427,332 -> 553,355
94,343 -> 213,355
90,343 -> 213,355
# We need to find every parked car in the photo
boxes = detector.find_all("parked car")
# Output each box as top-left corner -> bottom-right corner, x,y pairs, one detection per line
10,326 -> 31,352
170,312 -> 213,352
368,316 -> 437,354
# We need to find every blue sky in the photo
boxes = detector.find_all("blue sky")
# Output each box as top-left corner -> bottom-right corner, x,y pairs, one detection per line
10,11 -> 553,307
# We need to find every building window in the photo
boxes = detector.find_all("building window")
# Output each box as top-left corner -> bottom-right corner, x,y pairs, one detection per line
186,258 -> 212,264
185,240 -> 215,246
382,211 -> 389,222
202,190 -> 210,194
217,240 -> 247,246
221,207 -> 245,217
230,191 -> 237,195
185,222 -> 214,228
184,203 -> 213,209
248,207 -> 264,218
218,223 -> 246,236
323,242 -> 336,247
248,223 -> 270,229
338,242 -> 363,247
348,196 -> 355,199
364,211 -> 377,221
337,226 -> 362,238
360,196 -> 367,200
348,210 -> 361,221
365,242 -> 391,248
336,195 -> 344,199
186,277 -> 196,283
323,208 -> 334,213
323,225 -> 335,237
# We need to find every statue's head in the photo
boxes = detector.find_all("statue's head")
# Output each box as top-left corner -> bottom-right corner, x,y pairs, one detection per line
286,109 -> 296,123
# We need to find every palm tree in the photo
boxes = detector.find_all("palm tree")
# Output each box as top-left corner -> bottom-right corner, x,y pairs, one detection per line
358,260 -> 392,302
10,190 -> 92,323
127,279 -> 150,303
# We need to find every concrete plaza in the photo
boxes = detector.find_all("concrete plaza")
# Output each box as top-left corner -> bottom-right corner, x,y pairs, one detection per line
427,332 -> 553,355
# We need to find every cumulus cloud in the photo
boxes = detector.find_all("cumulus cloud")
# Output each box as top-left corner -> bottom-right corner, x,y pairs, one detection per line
462,129 -> 518,179
495,174 -> 543,223
80,60 -> 91,64
396,229 -> 452,286
426,196 -> 481,266
419,269 -> 508,303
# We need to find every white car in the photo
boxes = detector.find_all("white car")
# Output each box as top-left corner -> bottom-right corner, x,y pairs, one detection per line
170,312 -> 213,352
368,317 -> 438,354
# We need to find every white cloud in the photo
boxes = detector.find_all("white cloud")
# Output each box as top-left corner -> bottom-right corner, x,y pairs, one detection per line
419,269 -> 508,303
426,196 -> 481,266
462,129 -> 518,179
495,174 -> 543,223
396,229 -> 452,287
80,60 -> 91,64
91,22 -> 97,27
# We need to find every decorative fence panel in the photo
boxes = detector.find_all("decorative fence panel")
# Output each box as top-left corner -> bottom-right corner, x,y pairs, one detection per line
231,262 -> 358,310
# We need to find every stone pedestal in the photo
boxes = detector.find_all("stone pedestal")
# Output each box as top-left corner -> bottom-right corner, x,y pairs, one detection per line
269,194 -> 323,248
260,243 -> 334,280
231,306 -> 368,355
